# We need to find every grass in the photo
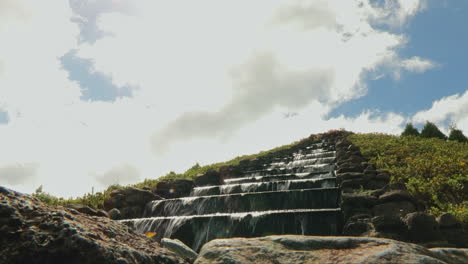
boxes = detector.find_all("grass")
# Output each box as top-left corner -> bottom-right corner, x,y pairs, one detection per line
348,133 -> 468,225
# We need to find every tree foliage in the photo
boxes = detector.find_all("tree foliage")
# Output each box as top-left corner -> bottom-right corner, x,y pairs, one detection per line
420,121 -> 447,140
448,128 -> 468,143
401,123 -> 420,137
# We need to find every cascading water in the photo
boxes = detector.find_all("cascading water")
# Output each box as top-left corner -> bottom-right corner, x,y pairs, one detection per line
120,140 -> 342,251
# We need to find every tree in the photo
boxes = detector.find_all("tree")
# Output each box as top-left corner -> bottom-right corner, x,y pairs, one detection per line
401,123 -> 420,137
448,127 -> 468,143
420,121 -> 447,140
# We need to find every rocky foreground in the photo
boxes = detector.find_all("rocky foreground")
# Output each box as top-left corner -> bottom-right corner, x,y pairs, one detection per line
1,186 -> 467,264
196,236 -> 468,264
0,186 -> 188,264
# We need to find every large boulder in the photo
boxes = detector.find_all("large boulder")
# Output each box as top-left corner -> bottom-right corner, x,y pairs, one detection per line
195,235 -> 468,264
0,186 -> 187,264
404,212 -> 443,243
103,187 -> 162,219
156,179 -> 194,199
437,213 -> 468,248
194,170 -> 223,187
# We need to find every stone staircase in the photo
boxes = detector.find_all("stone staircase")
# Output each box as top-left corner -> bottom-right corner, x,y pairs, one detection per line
121,140 -> 342,251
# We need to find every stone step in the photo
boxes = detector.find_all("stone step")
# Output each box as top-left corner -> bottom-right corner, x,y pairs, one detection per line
268,156 -> 336,170
191,177 -> 337,196
224,172 -> 334,185
226,169 -> 335,185
143,188 -> 340,217
121,208 -> 342,251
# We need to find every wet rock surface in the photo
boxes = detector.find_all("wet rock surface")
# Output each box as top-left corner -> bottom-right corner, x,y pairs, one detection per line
195,235 -> 468,264
0,186 -> 187,264
103,187 -> 162,219
156,179 -> 194,199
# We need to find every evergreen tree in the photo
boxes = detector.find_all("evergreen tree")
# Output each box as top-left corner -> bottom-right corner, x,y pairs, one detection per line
401,123 -> 420,137
420,121 -> 447,140
448,127 -> 468,143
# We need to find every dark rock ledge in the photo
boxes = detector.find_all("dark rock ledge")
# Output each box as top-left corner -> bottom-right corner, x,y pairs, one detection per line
0,186 -> 188,264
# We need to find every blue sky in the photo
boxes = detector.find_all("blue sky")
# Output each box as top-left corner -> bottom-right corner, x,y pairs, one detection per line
0,0 -> 466,197
329,0 -> 468,126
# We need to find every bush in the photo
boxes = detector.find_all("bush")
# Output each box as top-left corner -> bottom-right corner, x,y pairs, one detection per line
349,133 -> 467,225
420,121 -> 447,140
401,123 -> 420,137
448,128 -> 468,143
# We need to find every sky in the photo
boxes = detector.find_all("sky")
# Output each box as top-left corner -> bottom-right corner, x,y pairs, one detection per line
0,0 -> 467,197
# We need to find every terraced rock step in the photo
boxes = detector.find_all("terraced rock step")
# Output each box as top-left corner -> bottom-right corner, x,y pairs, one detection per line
191,177 -> 337,196
144,188 -> 340,217
122,208 -> 342,251
224,171 -> 335,184
120,139 -> 342,251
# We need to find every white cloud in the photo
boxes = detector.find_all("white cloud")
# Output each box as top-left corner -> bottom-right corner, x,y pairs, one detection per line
400,56 -> 437,73
0,163 -> 39,186
0,0 -> 430,197
93,163 -> 141,187
76,0 -> 427,152
412,91 -> 468,133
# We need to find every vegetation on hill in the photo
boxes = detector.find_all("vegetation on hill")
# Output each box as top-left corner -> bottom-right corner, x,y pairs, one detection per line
32,127 -> 467,226
348,133 -> 467,224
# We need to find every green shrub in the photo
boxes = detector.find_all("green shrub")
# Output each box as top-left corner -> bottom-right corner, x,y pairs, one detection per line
401,123 -> 420,137
448,128 -> 468,143
420,121 -> 447,140
349,133 -> 468,225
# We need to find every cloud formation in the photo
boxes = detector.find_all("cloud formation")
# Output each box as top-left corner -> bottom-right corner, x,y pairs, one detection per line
0,163 -> 39,186
76,0 -> 430,153
413,91 -> 468,132
0,0 -> 442,197
94,164 -> 141,187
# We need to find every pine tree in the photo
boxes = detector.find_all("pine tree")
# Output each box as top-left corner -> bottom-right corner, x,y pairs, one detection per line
401,123 -> 420,137
420,121 -> 447,140
448,127 -> 468,143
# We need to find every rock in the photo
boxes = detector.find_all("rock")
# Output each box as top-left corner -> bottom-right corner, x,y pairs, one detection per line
378,189 -> 415,204
343,215 -> 372,236
437,213 -> 462,229
68,205 -> 108,218
0,186 -> 187,264
365,179 -> 388,190
404,212 -> 443,243
218,165 -> 241,179
156,179 -> 194,199
369,216 -> 408,240
376,170 -> 391,181
195,235 -> 462,264
347,145 -> 361,152
337,165 -> 364,174
340,178 -> 365,189
337,172 -> 364,182
103,187 -> 162,219
437,213 -> 468,247
162,238 -> 198,263
438,228 -> 468,248
194,170 -> 223,187
373,201 -> 416,217
108,208 -> 121,220
341,193 -> 377,219
429,248 -> 468,264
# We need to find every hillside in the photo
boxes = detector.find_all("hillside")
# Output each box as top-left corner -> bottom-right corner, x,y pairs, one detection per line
33,130 -> 467,224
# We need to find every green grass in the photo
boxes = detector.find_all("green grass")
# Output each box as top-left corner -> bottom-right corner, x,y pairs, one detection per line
348,133 -> 468,224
